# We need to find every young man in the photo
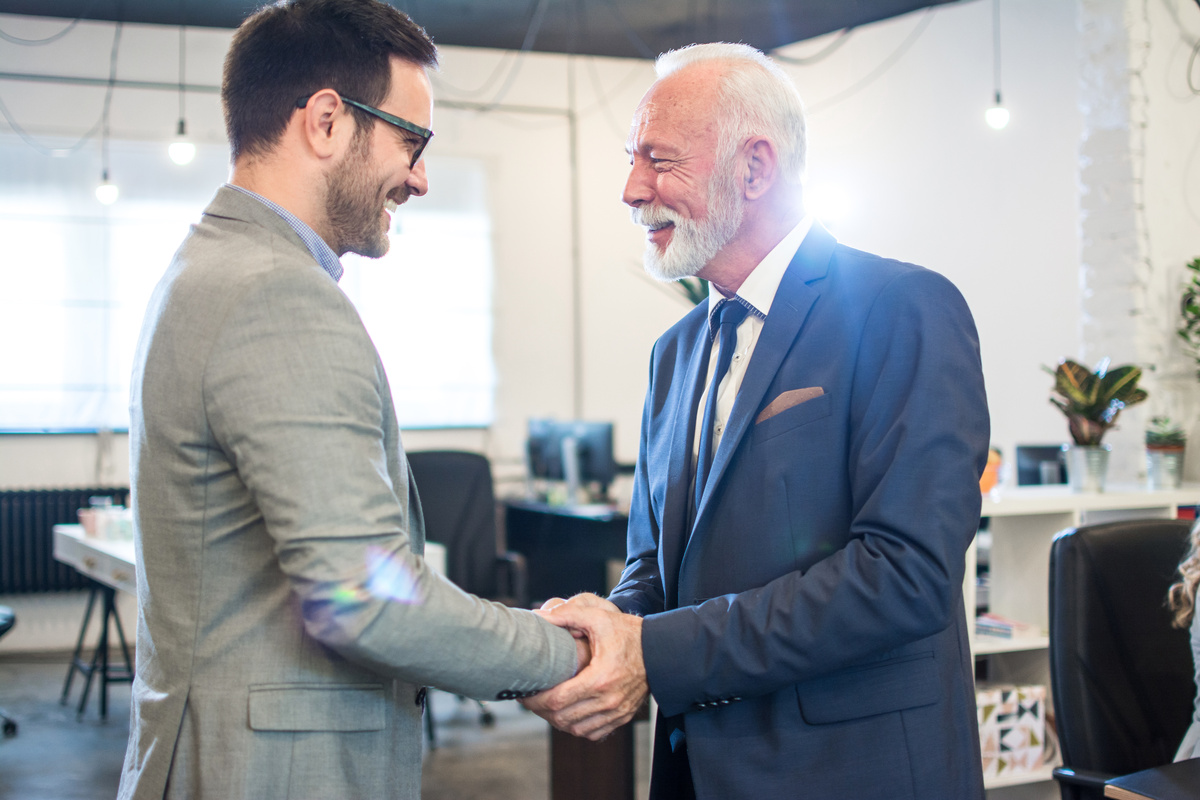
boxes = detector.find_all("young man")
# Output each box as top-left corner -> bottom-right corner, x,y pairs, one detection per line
119,3 -> 583,797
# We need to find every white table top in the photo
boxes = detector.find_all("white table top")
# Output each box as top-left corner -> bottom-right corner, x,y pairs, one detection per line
52,524 -> 447,594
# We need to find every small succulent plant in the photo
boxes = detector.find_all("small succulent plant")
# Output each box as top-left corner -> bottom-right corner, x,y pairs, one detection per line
1146,416 -> 1187,449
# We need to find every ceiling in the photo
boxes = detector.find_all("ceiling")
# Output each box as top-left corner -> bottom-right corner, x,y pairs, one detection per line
0,0 -> 963,59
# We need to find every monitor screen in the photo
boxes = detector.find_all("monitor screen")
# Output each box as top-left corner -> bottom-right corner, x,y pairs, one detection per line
526,419 -> 616,489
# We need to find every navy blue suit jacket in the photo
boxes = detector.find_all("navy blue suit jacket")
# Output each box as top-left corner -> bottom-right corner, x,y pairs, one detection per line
609,223 -> 989,800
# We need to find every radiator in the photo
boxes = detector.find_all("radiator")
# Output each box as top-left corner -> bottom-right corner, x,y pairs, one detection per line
0,488 -> 129,593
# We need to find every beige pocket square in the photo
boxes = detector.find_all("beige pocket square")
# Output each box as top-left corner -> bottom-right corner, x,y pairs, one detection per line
756,387 -> 825,424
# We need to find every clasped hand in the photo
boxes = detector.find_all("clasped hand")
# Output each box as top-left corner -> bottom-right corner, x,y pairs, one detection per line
521,593 -> 648,741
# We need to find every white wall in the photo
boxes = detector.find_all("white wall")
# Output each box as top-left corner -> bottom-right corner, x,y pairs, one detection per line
0,1 -> 1197,497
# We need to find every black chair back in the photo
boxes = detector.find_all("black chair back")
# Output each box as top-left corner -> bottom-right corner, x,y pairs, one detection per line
408,450 -> 500,599
1049,518 -> 1194,798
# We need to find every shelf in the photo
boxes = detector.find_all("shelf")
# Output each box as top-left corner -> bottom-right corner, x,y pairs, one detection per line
981,484 -> 1200,517
974,634 -> 1050,655
984,763 -> 1057,789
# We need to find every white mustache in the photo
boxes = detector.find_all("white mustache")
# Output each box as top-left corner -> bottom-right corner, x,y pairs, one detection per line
630,204 -> 680,231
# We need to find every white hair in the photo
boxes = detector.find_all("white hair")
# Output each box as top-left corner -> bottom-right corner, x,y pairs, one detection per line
655,42 -> 806,185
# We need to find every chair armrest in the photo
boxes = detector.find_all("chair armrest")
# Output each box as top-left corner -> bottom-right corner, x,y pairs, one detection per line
1054,766 -> 1118,789
495,551 -> 529,608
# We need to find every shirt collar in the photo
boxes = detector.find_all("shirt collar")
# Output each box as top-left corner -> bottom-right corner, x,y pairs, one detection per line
226,184 -> 344,282
707,214 -> 814,321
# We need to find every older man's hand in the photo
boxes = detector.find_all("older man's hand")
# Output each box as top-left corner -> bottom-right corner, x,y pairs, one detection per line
523,594 -> 647,740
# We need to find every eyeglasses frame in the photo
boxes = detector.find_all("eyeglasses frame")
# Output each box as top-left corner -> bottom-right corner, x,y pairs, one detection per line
295,93 -> 433,168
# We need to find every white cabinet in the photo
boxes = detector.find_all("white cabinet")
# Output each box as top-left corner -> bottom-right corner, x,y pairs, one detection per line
969,485 -> 1199,798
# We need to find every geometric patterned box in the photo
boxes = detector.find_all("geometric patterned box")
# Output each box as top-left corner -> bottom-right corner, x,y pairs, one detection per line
976,684 -> 1047,780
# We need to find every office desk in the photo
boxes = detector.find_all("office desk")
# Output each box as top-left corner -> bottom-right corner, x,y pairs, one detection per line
52,524 -> 135,719
502,500 -> 629,604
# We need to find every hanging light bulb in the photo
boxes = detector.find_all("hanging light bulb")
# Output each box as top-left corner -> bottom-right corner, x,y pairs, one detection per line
168,24 -> 196,165
984,0 -> 1010,131
95,169 -> 119,205
169,118 -> 196,165
985,91 -> 1010,130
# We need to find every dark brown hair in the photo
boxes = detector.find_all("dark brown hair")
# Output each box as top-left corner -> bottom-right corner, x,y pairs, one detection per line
222,0 -> 437,160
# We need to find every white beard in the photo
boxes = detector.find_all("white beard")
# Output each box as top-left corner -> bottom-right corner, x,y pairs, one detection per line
632,160 -> 745,282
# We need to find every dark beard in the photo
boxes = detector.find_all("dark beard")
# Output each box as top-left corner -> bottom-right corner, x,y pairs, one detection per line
325,129 -> 391,258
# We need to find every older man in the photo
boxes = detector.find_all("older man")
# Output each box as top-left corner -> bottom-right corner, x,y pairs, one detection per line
527,43 -> 988,800
119,2 -> 584,798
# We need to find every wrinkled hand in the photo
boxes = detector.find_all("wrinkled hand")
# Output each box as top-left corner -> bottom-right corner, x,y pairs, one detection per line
522,594 -> 647,740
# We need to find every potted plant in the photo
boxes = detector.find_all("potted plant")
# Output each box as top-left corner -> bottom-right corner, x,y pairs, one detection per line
1045,358 -> 1148,492
1176,257 -> 1200,378
1145,416 -> 1186,490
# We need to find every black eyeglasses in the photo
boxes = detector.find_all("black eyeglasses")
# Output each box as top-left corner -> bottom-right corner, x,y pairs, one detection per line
295,93 -> 433,168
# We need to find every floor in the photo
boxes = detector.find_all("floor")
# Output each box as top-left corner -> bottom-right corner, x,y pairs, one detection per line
0,652 -> 650,800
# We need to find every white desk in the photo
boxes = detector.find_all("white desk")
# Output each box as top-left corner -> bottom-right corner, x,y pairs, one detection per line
52,524 -> 447,593
53,525 -> 135,595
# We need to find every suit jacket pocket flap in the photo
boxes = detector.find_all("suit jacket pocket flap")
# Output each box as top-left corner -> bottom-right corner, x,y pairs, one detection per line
796,653 -> 938,724
248,683 -> 386,732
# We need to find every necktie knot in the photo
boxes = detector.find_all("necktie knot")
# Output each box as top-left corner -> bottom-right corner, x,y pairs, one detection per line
709,298 -> 750,342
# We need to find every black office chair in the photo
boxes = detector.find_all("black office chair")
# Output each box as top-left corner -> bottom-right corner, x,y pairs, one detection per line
1049,519 -> 1195,800
408,450 -> 528,607
0,605 -> 17,737
407,450 -> 529,744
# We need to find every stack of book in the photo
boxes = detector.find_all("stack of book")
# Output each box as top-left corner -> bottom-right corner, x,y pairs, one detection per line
976,612 -> 1041,640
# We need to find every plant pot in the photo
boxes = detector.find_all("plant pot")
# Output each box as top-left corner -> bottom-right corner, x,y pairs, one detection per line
1066,443 -> 1111,493
1146,446 -> 1184,490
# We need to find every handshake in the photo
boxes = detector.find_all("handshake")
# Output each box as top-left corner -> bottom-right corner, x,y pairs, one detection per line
521,594 -> 649,741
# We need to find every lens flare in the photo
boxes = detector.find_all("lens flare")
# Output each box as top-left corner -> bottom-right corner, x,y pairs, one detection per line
364,545 -> 423,604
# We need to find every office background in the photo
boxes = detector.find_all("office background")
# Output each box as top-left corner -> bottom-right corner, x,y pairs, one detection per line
0,0 -> 1198,632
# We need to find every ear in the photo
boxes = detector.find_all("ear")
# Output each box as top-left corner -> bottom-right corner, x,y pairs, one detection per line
298,89 -> 356,161
742,137 -> 779,201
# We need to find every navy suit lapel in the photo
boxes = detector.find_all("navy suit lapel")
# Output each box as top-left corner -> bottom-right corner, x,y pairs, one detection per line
660,316 -> 712,609
691,223 -> 837,531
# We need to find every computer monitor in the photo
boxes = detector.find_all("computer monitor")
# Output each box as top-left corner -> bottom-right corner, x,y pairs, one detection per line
1016,444 -> 1069,486
526,419 -> 616,501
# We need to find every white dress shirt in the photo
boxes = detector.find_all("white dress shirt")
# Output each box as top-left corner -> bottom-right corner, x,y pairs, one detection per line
692,215 -> 814,464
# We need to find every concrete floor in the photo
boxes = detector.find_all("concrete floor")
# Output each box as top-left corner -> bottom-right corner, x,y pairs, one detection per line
0,652 -> 649,800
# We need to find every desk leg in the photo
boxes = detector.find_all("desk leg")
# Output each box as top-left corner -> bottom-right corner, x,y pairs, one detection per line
550,721 -> 636,800
60,586 -> 99,706
61,582 -> 134,721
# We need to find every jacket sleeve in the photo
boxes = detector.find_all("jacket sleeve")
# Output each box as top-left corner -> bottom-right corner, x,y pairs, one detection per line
609,343 -> 666,618
203,265 -> 577,699
638,268 -> 989,717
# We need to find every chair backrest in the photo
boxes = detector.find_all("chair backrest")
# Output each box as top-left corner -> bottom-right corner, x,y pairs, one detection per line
407,450 -> 499,599
1049,518 -> 1194,776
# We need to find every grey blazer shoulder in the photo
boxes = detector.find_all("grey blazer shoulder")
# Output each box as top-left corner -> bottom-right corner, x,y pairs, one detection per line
118,186 -> 576,800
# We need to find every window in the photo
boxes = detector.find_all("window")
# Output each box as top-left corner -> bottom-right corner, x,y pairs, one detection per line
0,135 -> 495,431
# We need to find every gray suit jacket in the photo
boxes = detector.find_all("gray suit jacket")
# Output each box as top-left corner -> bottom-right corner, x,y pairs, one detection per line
118,186 -> 576,800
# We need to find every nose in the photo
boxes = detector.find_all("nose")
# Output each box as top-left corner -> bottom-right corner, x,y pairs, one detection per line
622,161 -> 653,208
406,158 -> 429,197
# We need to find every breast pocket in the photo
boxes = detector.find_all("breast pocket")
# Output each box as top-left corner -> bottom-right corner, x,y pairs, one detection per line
752,391 -> 833,445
